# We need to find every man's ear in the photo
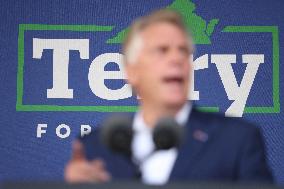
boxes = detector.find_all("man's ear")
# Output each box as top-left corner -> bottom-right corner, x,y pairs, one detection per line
125,64 -> 139,87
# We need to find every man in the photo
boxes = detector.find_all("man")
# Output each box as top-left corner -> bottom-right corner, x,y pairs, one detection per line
64,9 -> 273,185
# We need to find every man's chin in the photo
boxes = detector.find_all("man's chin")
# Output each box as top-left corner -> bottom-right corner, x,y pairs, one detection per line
162,97 -> 187,110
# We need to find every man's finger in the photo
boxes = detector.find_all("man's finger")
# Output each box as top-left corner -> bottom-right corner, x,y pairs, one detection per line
90,159 -> 111,182
91,159 -> 105,169
71,140 -> 85,160
90,168 -> 111,182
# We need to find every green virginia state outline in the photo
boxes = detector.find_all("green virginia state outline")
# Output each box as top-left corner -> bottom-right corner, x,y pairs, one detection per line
106,0 -> 219,44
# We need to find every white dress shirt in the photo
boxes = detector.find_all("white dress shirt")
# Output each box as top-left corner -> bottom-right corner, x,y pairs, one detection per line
131,103 -> 191,185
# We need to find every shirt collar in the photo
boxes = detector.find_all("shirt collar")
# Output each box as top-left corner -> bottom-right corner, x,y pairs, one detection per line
133,102 -> 192,132
175,102 -> 192,126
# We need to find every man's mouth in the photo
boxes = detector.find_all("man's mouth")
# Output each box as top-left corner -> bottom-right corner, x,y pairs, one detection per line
162,76 -> 184,85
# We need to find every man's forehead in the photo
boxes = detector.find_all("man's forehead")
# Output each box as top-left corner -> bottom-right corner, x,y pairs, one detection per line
140,22 -> 191,45
124,21 -> 193,64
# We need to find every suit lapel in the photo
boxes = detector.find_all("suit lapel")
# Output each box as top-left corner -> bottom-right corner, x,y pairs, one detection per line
169,107 -> 210,180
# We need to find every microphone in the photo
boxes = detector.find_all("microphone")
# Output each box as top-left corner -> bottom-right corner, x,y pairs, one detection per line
100,114 -> 140,179
100,115 -> 183,180
101,115 -> 183,155
100,114 -> 133,157
153,117 -> 184,150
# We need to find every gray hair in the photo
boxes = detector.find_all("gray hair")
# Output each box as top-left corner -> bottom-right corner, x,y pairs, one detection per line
123,9 -> 193,64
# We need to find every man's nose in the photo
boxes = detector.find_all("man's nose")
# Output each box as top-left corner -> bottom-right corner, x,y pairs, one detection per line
168,49 -> 186,66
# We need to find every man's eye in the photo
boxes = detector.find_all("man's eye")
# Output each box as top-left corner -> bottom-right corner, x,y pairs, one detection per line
179,47 -> 190,55
157,46 -> 168,53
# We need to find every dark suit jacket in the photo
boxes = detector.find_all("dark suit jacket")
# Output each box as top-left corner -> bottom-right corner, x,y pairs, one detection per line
80,107 -> 273,183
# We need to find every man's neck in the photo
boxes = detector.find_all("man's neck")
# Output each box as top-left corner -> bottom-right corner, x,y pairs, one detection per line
140,102 -> 185,128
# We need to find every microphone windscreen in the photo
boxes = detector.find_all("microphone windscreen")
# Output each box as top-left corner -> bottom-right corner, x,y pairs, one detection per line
153,117 -> 183,150
100,114 -> 133,156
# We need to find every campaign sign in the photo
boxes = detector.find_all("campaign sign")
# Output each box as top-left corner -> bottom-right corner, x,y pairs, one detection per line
0,0 -> 283,184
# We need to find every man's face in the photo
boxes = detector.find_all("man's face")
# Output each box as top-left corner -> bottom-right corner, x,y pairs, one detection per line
126,22 -> 192,109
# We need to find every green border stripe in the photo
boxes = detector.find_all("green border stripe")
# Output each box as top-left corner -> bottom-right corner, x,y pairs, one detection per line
16,105 -> 138,112
16,24 -> 279,113
19,24 -> 114,31
196,107 -> 219,112
16,25 -> 25,109
16,105 -> 219,113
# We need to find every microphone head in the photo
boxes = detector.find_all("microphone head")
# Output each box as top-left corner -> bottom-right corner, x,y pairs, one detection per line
153,117 -> 183,150
100,114 -> 133,156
